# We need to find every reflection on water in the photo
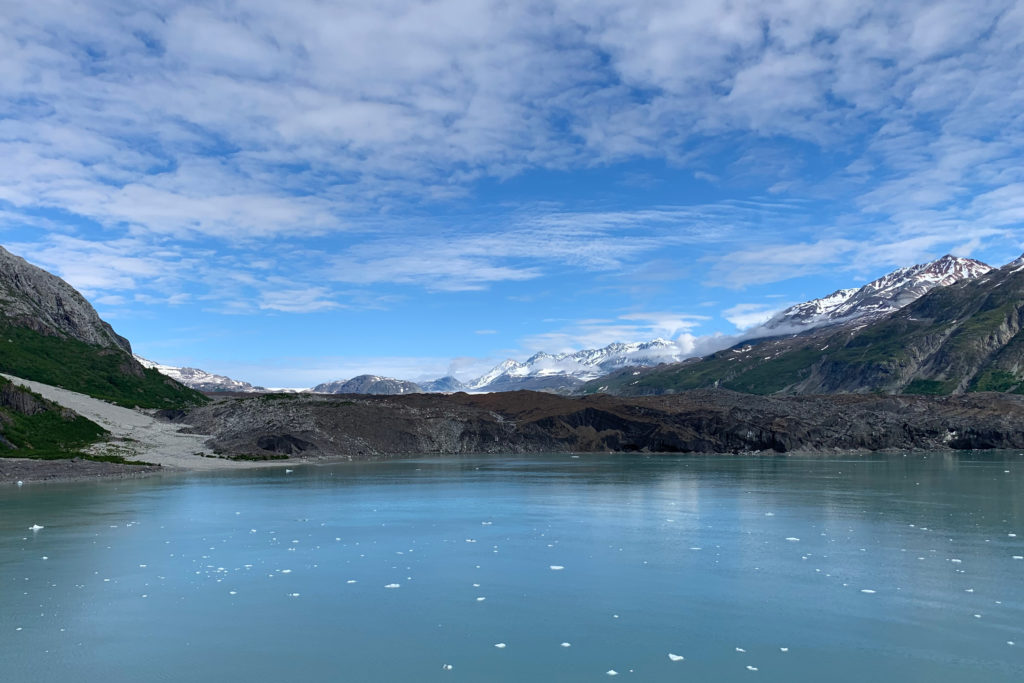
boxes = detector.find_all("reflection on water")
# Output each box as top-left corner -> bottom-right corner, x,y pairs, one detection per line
1,452 -> 1023,682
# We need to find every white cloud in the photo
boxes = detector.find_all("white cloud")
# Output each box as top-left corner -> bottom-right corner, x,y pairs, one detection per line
722,303 -> 785,331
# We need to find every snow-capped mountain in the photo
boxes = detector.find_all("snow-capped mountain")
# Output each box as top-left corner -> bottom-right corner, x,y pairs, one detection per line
466,339 -> 688,392
134,356 -> 266,393
760,255 -> 992,333
419,376 -> 466,393
313,375 -> 422,395
465,255 -> 995,394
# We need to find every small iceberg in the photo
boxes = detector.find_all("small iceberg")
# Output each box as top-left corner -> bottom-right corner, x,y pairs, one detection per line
668,653 -> 685,661
29,524 -> 44,531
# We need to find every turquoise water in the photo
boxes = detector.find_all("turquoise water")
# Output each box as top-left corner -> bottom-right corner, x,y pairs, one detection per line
2,453 -> 1023,681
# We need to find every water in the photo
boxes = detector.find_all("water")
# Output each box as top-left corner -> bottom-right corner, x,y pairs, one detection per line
2,453 -> 1023,682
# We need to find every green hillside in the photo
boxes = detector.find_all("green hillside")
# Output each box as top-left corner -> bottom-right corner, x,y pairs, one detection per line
0,376 -> 116,461
0,323 -> 207,409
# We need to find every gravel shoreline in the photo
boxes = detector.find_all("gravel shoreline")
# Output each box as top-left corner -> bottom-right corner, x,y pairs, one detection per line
0,374 -> 291,480
0,456 -> 162,484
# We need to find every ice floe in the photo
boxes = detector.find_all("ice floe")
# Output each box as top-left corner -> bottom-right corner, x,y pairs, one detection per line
668,653 -> 685,661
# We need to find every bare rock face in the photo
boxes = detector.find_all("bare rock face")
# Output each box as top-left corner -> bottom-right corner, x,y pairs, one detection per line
0,246 -> 131,352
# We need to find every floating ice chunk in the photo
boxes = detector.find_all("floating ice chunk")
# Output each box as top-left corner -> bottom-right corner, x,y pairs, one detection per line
860,589 -> 877,594
385,583 -> 400,589
482,521 -> 493,526
1009,641 -> 1016,646
288,593 -> 300,597
442,664 -> 453,671
764,512 -> 774,516
16,481 -> 23,486
785,537 -> 799,542
550,565 -> 565,571
229,591 -> 237,595
281,569 -> 292,574
736,648 -> 746,653
780,648 -> 789,653
950,558 -> 962,564
561,642 -> 571,648
1013,556 -> 1023,560
476,597 -> 486,602
466,539 -> 477,543
29,524 -> 44,531
690,547 -> 702,551
746,665 -> 759,671
606,670 -> 618,676
285,469 -> 294,474
347,580 -> 357,584
668,653 -> 685,661
494,643 -> 506,649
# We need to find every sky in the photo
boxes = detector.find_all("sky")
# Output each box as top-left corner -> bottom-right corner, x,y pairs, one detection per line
2,0 -> 1024,388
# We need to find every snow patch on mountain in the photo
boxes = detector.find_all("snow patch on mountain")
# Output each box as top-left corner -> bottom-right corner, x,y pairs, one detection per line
135,356 -> 266,393
466,338 -> 689,391
759,255 -> 992,334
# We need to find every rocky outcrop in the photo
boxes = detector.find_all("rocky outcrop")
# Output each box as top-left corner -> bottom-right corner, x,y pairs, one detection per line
173,389 -> 1024,458
0,246 -> 131,351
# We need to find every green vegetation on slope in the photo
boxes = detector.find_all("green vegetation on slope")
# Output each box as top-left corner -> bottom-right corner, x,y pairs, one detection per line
0,377 -> 123,461
0,323 -> 208,409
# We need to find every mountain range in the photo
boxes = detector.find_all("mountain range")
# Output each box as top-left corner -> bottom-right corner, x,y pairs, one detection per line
589,252 -> 1024,397
135,252 -> 1007,396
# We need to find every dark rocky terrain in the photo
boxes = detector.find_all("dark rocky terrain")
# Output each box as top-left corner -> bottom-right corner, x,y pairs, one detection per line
171,389 -> 1024,459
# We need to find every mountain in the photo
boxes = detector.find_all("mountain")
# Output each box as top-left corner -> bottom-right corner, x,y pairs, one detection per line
419,376 -> 466,393
135,356 -> 266,393
0,246 -> 132,351
759,255 -> 992,332
467,339 -> 688,392
0,245 -> 206,409
588,254 -> 1024,397
313,375 -> 423,395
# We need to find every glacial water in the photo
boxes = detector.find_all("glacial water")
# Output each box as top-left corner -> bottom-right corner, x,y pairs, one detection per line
2,453 -> 1023,682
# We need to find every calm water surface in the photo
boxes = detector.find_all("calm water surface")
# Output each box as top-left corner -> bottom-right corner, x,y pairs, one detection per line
2,453 -> 1023,682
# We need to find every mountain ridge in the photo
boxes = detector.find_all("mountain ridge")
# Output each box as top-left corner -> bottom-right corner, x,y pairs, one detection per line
587,253 -> 1024,397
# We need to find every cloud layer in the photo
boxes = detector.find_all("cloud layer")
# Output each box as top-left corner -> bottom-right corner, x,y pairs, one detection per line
2,1 -> 1023,379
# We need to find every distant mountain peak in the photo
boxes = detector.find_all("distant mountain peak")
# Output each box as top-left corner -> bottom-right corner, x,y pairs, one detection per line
313,375 -> 422,395
466,339 -> 690,392
135,356 -> 266,393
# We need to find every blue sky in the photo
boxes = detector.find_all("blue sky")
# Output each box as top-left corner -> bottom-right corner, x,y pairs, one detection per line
2,0 -> 1023,387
